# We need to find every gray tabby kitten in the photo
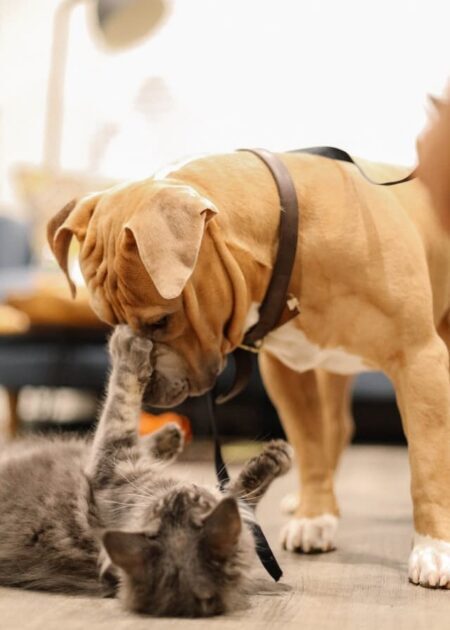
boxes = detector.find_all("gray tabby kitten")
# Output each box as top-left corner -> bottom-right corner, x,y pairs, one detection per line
0,325 -> 291,617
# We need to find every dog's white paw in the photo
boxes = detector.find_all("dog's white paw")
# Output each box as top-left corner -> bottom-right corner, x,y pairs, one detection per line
280,493 -> 299,515
409,533 -> 450,588
280,514 -> 338,553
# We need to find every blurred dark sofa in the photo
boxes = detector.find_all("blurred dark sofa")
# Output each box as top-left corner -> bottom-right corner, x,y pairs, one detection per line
0,216 -> 403,443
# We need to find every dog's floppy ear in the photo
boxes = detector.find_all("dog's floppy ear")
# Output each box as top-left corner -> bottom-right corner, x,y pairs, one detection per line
123,185 -> 218,300
47,194 -> 101,298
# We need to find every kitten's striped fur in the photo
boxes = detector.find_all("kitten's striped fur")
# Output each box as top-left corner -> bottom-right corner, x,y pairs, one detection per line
0,326 -> 291,616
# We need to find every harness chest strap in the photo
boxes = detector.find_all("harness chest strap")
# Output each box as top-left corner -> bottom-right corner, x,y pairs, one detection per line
216,148 -> 301,404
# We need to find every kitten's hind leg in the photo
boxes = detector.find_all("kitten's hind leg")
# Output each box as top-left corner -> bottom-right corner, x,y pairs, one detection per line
227,440 -> 292,509
140,423 -> 184,463
86,325 -> 153,488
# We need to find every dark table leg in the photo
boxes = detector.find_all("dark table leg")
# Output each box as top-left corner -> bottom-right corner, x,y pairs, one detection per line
6,389 -> 20,437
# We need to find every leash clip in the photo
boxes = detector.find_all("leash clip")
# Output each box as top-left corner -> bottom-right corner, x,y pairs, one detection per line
238,339 -> 263,354
287,294 -> 300,313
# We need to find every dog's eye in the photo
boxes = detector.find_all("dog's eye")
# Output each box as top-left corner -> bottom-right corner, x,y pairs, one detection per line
145,316 -> 169,333
152,316 -> 169,329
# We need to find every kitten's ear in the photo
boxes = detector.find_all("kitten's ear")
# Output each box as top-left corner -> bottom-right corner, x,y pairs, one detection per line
202,497 -> 241,560
103,531 -> 157,579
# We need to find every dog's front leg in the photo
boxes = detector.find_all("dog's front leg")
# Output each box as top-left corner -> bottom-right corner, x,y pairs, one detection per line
259,352 -> 342,553
388,334 -> 450,588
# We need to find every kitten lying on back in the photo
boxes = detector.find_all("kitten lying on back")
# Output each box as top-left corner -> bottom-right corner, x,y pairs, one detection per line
0,326 -> 291,617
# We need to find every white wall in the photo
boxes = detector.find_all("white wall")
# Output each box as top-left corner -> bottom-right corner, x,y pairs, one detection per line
0,0 -> 54,207
0,0 -> 449,210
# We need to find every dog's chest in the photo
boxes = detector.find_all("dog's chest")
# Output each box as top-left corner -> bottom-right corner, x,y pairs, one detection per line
245,305 -> 370,375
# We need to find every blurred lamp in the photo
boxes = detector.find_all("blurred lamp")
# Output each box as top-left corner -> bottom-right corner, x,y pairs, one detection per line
44,0 -> 166,170
96,0 -> 165,48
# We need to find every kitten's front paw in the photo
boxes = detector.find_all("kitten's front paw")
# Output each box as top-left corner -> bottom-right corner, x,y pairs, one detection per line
409,533 -> 450,588
146,422 -> 184,461
261,440 -> 293,477
109,325 -> 153,383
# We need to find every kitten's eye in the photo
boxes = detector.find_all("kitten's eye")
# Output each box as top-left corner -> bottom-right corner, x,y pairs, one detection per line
195,595 -> 216,610
144,533 -> 158,541
204,596 -> 215,606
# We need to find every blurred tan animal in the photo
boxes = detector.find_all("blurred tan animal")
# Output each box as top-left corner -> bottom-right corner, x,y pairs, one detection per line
417,86 -> 450,229
48,149 -> 450,589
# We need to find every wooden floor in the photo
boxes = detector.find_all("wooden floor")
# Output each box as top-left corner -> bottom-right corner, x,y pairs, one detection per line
0,445 -> 448,630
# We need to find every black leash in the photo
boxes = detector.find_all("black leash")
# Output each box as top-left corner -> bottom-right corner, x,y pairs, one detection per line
206,391 -> 230,491
206,392 -> 283,581
290,146 -> 416,185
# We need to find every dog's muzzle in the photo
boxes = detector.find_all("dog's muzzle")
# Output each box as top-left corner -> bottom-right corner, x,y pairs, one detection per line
143,371 -> 189,408
142,343 -> 222,407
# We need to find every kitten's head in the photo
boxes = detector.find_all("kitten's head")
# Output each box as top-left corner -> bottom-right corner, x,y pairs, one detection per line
103,486 -> 251,617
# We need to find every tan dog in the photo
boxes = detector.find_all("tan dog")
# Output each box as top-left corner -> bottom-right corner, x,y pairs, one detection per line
48,151 -> 450,588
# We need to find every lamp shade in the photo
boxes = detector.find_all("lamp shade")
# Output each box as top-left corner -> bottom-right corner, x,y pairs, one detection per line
96,0 -> 166,48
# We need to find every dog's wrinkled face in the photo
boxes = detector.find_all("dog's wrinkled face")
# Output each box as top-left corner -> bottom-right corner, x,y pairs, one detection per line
139,308 -> 227,408
47,179 -> 238,407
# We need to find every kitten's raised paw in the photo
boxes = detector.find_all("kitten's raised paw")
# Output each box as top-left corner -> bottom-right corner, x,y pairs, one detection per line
261,440 -> 293,477
109,325 -> 153,382
144,423 -> 184,461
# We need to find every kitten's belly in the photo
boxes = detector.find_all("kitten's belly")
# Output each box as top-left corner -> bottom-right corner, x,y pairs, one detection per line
263,321 -> 370,375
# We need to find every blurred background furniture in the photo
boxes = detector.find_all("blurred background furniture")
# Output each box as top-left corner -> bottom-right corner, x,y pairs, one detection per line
0,214 -> 33,434
0,215 -> 33,270
0,328 -> 108,436
0,214 -> 106,435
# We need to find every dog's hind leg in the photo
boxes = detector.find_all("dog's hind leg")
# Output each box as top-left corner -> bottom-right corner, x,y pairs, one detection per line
259,352 -> 342,553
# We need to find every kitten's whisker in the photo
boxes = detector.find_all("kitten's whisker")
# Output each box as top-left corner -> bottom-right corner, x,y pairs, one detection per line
236,487 -> 265,501
114,464 -> 155,499
101,498 -> 150,508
